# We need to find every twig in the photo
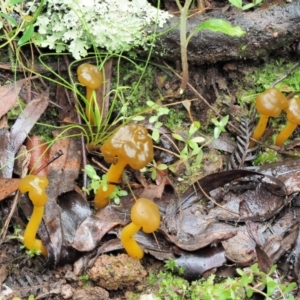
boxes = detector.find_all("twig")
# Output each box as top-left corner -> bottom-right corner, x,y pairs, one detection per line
270,62 -> 300,88
0,192 -> 19,245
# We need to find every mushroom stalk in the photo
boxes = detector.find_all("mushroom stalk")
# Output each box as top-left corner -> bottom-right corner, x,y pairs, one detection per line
249,115 -> 269,148
120,222 -> 143,260
275,98 -> 300,147
275,123 -> 297,147
94,160 -> 127,209
19,175 -> 49,257
24,206 -> 47,256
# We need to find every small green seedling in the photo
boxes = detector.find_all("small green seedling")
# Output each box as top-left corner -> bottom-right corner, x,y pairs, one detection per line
83,164 -> 128,205
133,100 -> 170,142
10,225 -> 42,257
211,115 -> 229,139
83,164 -> 103,194
79,274 -> 90,288
228,0 -> 263,11
141,160 -> 168,180
9,226 -> 23,241
172,121 -> 205,168
107,185 -> 128,205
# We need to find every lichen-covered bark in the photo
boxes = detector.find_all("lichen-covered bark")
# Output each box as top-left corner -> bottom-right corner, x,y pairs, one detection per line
155,2 -> 300,64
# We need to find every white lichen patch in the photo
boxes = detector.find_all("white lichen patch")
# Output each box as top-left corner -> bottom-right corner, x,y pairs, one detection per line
31,0 -> 172,59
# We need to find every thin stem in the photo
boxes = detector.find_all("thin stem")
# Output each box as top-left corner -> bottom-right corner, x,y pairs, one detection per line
176,0 -> 193,93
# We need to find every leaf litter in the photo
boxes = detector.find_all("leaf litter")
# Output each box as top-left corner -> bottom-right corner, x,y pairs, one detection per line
2,66 -> 300,299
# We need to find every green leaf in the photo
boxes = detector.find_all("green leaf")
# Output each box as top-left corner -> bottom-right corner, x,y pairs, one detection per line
188,140 -> 198,150
220,115 -> 229,127
157,164 -> 168,170
246,288 -> 254,298
195,150 -> 203,165
236,268 -> 243,276
155,121 -> 163,128
240,273 -> 249,286
214,127 -> 222,139
85,165 -> 99,180
18,23 -> 34,45
151,169 -> 157,180
228,0 -> 243,8
172,133 -> 185,142
157,107 -> 170,116
149,115 -> 158,123
189,121 -> 200,136
283,282 -> 296,294
195,19 -> 246,37
250,263 -> 259,273
211,118 -> 219,126
113,196 -> 120,205
152,128 -> 160,142
180,145 -> 189,158
8,0 -> 26,5
132,116 -> 145,121
266,280 -> 277,296
146,100 -> 156,107
118,190 -> 128,196
0,12 -> 18,26
190,136 -> 205,143
241,3 -> 257,10
242,0 -> 263,10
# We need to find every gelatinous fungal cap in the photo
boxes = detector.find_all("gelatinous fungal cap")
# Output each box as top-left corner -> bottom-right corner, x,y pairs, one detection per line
19,175 -> 49,206
101,124 -> 153,169
255,88 -> 288,117
131,198 -> 160,233
77,63 -> 103,90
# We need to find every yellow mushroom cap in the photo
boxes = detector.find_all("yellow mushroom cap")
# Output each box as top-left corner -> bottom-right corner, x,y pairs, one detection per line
19,175 -> 49,206
255,88 -> 288,117
77,63 -> 103,90
101,124 -> 154,170
286,98 -> 300,124
131,198 -> 160,233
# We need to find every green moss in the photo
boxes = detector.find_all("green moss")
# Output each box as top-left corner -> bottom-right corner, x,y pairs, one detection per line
29,106 -> 58,142
235,58 -> 297,108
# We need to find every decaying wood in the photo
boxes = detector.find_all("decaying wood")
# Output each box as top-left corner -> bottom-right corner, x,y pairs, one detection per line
155,2 -> 300,64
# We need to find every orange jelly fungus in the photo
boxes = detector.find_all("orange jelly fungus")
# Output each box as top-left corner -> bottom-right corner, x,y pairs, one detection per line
77,63 -> 103,125
250,88 -> 288,147
275,98 -> 300,147
19,175 -> 49,257
94,124 -> 153,210
120,198 -> 161,259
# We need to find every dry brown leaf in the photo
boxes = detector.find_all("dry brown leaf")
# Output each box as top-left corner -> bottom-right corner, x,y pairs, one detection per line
0,178 -> 20,201
0,80 -> 25,119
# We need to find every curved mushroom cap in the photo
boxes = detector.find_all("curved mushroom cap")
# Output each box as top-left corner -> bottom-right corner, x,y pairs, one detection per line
131,198 -> 160,233
286,98 -> 300,124
77,63 -> 103,89
19,175 -> 49,207
101,124 -> 153,170
256,88 -> 288,117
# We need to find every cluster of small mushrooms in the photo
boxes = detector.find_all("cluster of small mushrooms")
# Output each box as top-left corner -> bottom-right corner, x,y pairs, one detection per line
250,88 -> 300,147
19,62 -> 160,259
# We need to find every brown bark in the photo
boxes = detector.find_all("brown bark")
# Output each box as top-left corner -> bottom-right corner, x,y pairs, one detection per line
155,2 -> 300,64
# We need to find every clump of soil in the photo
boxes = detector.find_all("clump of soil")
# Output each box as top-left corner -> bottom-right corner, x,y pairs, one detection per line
88,254 -> 147,290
